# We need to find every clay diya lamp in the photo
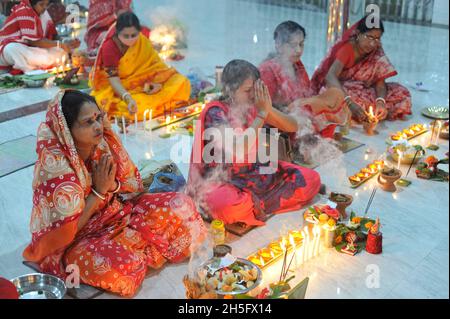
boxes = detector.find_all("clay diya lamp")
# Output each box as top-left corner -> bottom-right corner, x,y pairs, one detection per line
367,164 -> 378,174
258,248 -> 275,262
329,192 -> 353,220
349,175 -> 361,185
363,119 -> 378,135
288,230 -> 303,246
378,168 -> 402,192
248,254 -> 264,267
374,160 -> 385,171
268,242 -> 284,256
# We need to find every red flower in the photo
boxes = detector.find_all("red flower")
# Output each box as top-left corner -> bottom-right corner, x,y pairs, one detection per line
257,288 -> 270,299
321,205 -> 340,220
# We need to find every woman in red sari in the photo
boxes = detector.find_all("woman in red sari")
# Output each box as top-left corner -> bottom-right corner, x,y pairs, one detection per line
260,21 -> 350,138
23,90 -> 205,297
85,0 -> 133,54
311,16 -> 412,122
0,0 -> 79,73
188,60 -> 321,226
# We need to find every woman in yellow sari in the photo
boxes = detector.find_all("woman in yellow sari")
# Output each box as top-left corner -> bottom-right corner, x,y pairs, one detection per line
90,12 -> 190,122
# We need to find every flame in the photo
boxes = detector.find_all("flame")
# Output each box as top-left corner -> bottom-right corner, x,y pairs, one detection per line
369,106 -> 375,119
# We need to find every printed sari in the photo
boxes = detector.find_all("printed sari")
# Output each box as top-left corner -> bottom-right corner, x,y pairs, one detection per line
23,91 -> 205,297
187,100 -> 321,226
85,0 -> 133,53
260,58 -> 349,138
311,20 -> 412,121
90,28 -> 191,121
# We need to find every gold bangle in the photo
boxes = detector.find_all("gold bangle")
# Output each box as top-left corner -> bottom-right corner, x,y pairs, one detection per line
92,188 -> 106,201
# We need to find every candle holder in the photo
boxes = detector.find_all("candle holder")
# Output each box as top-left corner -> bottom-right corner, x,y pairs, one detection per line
363,119 -> 378,135
349,160 -> 385,188
328,193 -> 353,220
389,124 -> 428,144
366,232 -> 382,254
377,168 -> 402,192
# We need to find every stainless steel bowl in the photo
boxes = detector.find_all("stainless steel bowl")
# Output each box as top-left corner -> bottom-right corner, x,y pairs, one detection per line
24,79 -> 46,88
201,257 -> 262,296
10,273 -> 66,299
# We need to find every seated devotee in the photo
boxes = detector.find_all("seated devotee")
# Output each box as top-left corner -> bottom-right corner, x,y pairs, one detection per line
187,59 -> 321,226
23,90 -> 205,297
260,21 -> 350,139
85,0 -> 139,54
311,15 -> 412,122
0,0 -> 80,73
90,12 -> 190,123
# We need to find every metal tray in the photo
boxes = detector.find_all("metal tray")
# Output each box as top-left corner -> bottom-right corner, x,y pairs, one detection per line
421,106 -> 449,120
10,273 -> 66,299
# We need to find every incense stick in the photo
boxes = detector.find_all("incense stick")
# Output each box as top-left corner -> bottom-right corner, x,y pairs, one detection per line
283,250 -> 297,281
405,150 -> 420,178
279,248 -> 288,283
364,187 -> 377,216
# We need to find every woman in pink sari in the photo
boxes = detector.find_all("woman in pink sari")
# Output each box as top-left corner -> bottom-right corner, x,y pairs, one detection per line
85,0 -> 133,54
188,60 -> 321,226
260,21 -> 350,138
311,16 -> 412,122
23,90 -> 205,297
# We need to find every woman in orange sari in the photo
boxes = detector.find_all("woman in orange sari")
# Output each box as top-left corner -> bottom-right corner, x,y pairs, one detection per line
311,16 -> 412,122
260,21 -> 350,138
187,60 -> 321,226
90,12 -> 190,122
23,90 -> 205,297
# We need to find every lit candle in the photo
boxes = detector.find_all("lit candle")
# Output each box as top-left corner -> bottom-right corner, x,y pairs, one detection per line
134,113 -> 138,131
397,150 -> 403,169
314,226 -> 321,257
435,121 -> 442,145
304,226 -> 311,260
368,106 -> 375,121
149,110 -> 153,137
300,229 -> 306,264
166,115 -> 171,125
143,109 -> 149,131
121,116 -> 127,143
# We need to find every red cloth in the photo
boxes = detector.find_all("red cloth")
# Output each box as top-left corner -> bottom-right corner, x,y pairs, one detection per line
101,38 -> 122,68
335,42 -> 355,69
0,278 -> 19,299
96,25 -> 151,69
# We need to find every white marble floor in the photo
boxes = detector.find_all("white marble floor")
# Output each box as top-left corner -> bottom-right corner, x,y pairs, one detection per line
0,0 -> 448,299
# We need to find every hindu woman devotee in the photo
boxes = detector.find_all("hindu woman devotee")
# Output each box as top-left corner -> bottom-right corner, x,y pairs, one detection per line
187,59 -> 321,226
311,15 -> 412,122
89,11 -> 190,123
85,0 -> 145,54
0,0 -> 80,73
23,90 -> 206,297
259,21 -> 350,139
